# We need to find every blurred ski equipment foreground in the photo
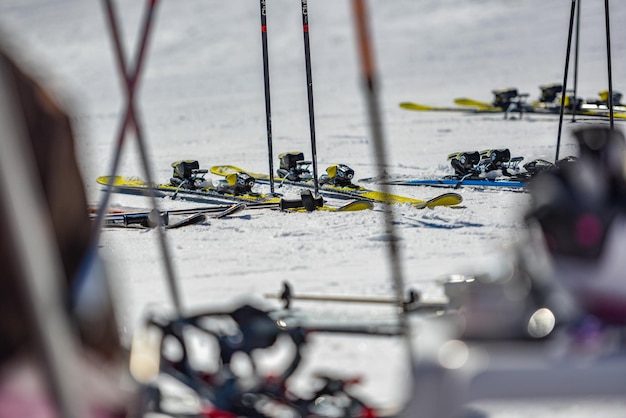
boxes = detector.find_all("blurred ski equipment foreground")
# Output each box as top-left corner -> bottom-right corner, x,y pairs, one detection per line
0,44 -> 133,417
403,125 -> 626,418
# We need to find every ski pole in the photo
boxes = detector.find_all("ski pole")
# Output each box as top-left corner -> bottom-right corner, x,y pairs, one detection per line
351,0 -> 411,344
571,0 -> 581,122
259,0 -> 276,194
554,0 -> 576,163
555,0 -> 576,163
94,0 -> 158,238
300,0 -> 320,196
604,0 -> 614,129
98,0 -> 184,315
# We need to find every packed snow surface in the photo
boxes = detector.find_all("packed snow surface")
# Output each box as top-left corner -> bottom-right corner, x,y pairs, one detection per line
2,1 -> 626,416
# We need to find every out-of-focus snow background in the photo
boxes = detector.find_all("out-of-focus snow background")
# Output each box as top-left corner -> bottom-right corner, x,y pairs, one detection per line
1,1 -> 625,416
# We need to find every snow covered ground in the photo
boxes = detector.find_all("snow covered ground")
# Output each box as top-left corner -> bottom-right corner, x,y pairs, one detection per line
2,0 -> 626,416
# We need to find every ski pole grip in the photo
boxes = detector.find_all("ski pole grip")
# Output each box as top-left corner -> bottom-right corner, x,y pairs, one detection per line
279,197 -> 307,211
278,195 -> 324,211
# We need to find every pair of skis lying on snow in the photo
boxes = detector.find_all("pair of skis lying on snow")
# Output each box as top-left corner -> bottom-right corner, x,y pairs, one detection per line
400,98 -> 626,118
96,164 -> 464,220
360,148 -> 566,190
97,175 -> 376,214
96,188 -> 371,229
359,172 -> 528,190
207,164 -> 466,206
97,186 -> 373,230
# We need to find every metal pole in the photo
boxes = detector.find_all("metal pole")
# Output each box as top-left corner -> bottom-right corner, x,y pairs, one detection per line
571,0 -> 581,122
604,0 -> 614,128
259,0 -> 275,194
351,0 -> 410,342
98,0 -> 184,315
300,0 -> 320,196
94,0 -> 158,238
555,0 -> 576,163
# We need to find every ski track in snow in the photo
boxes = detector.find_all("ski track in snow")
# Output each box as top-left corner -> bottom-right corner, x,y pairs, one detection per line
2,0 -> 626,416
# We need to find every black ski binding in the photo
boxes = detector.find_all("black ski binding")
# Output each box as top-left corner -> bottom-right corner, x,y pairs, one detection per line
479,148 -> 511,170
538,83 -> 563,103
492,87 -> 520,109
319,163 -> 356,187
448,151 -> 481,177
491,87 -> 530,118
169,160 -> 210,190
538,83 -> 582,110
277,151 -> 313,182
217,172 -> 255,195
449,149 -> 524,178
523,156 -> 577,177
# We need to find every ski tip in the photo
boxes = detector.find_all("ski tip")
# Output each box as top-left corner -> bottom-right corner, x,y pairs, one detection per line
415,192 -> 463,209
336,200 -> 374,212
399,101 -> 433,111
213,202 -> 247,219
96,175 -> 121,186
165,213 -> 207,229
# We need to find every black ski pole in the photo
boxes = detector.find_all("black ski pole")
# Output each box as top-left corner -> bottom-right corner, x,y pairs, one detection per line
571,0 -> 581,122
555,0 -> 576,163
604,0 -> 614,129
259,0 -> 275,194
300,0 -> 320,196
